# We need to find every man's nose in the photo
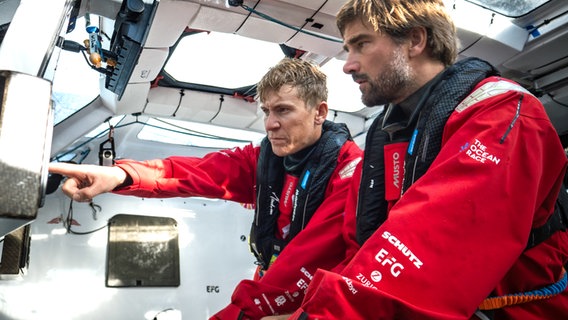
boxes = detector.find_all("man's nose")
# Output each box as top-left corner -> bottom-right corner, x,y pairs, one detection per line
343,55 -> 359,75
264,113 -> 280,131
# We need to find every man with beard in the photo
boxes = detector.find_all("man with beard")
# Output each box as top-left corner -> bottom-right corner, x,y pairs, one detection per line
266,0 -> 568,319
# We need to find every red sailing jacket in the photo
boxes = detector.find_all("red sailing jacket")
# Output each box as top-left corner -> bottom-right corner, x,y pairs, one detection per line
289,77 -> 568,320
112,140 -> 363,319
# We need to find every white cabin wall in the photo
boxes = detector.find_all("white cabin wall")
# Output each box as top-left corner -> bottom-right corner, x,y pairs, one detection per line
0,179 -> 256,320
5,117 -> 259,319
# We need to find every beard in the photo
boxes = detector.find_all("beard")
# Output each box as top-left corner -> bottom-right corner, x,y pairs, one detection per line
359,47 -> 413,107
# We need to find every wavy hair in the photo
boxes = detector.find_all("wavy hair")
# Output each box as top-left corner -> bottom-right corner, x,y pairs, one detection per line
337,0 -> 459,66
256,58 -> 328,108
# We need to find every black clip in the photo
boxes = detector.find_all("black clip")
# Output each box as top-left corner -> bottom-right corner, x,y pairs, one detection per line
99,126 -> 115,166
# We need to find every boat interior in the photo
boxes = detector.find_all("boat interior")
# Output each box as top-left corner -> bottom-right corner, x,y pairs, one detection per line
0,0 -> 567,319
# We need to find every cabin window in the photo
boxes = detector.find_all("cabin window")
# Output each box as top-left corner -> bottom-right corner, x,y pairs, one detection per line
137,118 -> 265,149
81,115 -> 263,151
321,58 -> 366,112
49,16 -> 101,125
164,31 -> 284,89
164,31 -> 365,113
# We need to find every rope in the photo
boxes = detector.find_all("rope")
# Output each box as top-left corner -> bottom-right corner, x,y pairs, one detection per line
479,268 -> 567,310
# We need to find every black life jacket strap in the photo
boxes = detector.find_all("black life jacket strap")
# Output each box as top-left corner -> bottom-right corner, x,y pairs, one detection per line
526,185 -> 568,251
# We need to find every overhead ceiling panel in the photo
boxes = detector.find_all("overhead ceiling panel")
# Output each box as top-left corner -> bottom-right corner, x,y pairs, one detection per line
145,86 -> 184,117
210,96 -> 260,128
188,5 -> 248,34
237,15 -> 296,44
285,31 -> 343,57
145,1 -> 200,47
303,7 -> 342,39
276,0 -> 327,11
285,4 -> 343,56
262,0 -> 345,32
251,0 -> 315,26
145,88 -> 222,122
318,0 -> 349,16
236,1 -> 316,42
276,0 -> 345,16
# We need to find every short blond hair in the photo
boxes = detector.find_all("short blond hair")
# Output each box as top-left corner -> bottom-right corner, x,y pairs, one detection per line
256,58 -> 328,108
337,0 -> 459,66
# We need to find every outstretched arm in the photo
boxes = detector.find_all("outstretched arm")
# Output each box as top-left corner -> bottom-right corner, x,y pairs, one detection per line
48,162 -> 127,202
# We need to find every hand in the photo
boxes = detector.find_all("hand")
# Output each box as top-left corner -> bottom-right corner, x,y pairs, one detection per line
260,315 -> 292,320
48,162 -> 127,202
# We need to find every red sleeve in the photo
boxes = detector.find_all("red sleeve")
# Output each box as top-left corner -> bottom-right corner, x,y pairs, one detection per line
112,144 -> 259,204
293,82 -> 568,319
333,161 -> 363,274
211,141 -> 363,319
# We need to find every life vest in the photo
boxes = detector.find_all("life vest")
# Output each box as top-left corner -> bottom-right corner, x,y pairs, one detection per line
356,56 -> 567,248
356,57 -> 499,244
250,120 -> 352,270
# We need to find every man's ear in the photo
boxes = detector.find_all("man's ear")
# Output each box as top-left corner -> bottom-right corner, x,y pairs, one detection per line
315,101 -> 328,125
408,26 -> 428,58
